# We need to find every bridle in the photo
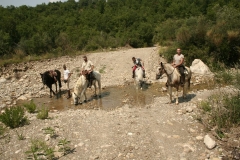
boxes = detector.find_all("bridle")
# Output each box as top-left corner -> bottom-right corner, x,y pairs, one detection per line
73,92 -> 80,100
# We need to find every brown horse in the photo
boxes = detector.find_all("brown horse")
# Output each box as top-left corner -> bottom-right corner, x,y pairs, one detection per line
40,70 -> 62,98
156,62 -> 191,104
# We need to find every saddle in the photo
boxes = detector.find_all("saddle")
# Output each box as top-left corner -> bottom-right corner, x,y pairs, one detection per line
49,70 -> 57,82
82,70 -> 95,87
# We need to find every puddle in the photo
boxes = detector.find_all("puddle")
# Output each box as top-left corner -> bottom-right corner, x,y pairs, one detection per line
17,80 -> 218,111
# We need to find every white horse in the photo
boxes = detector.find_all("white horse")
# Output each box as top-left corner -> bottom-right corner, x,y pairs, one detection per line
156,62 -> 192,105
134,66 -> 144,90
72,71 -> 101,105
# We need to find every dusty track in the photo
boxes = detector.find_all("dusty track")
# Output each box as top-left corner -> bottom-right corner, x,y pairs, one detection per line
0,47 -> 230,160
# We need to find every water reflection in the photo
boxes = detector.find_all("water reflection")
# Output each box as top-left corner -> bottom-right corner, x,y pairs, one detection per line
17,80 -> 216,111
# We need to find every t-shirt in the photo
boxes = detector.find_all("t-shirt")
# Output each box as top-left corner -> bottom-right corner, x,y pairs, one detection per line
82,60 -> 93,71
173,54 -> 184,65
134,58 -> 142,65
63,69 -> 70,80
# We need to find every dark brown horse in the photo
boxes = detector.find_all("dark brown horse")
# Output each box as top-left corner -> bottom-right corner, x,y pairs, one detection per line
40,70 -> 62,98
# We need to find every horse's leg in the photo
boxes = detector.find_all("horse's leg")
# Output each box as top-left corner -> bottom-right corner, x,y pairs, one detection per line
55,82 -> 57,93
98,79 -> 101,98
168,86 -> 172,103
83,91 -> 87,102
93,81 -> 97,97
176,87 -> 179,105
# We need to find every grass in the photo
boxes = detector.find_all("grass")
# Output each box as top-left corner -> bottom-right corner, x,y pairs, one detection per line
0,106 -> 29,129
37,107 -> 49,120
198,67 -> 240,139
42,127 -> 57,138
25,139 -> 54,160
23,100 -> 37,113
99,65 -> 106,74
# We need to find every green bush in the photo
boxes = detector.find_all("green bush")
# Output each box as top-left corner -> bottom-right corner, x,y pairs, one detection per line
23,100 -> 37,113
25,139 -> 54,160
0,124 -> 6,137
0,106 -> 28,129
37,107 -> 49,120
200,101 -> 211,113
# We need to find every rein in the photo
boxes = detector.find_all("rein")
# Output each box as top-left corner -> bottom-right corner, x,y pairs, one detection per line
163,66 -> 175,76
73,92 -> 80,99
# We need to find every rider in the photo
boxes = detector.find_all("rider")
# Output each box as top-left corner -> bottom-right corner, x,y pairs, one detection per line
172,48 -> 185,86
132,57 -> 145,78
81,55 -> 94,88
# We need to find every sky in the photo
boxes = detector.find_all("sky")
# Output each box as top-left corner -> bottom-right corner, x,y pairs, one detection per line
0,0 -> 68,7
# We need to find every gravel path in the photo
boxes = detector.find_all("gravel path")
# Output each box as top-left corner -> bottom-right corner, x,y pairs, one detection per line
0,47 -> 230,160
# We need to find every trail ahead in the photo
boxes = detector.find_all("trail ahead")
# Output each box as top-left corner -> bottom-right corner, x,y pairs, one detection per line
0,47 -> 226,160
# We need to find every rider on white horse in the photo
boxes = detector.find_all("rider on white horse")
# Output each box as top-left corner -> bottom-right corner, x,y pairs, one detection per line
132,57 -> 145,78
172,48 -> 186,86
81,55 -> 94,88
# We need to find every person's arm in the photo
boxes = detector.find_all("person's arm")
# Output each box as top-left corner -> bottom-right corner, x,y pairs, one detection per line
67,71 -> 72,80
141,60 -> 144,67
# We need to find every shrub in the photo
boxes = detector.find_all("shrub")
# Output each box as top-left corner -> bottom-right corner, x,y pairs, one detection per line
42,127 -> 57,138
23,100 -> 37,113
37,107 -> 49,120
0,106 -> 28,128
0,124 -> 6,137
25,139 -> 54,160
58,138 -> 71,155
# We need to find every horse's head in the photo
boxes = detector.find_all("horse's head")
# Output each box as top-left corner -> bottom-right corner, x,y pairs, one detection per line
72,92 -> 79,105
156,62 -> 165,80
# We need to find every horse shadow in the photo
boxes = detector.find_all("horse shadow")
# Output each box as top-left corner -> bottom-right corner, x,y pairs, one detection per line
140,81 -> 152,91
172,93 -> 196,104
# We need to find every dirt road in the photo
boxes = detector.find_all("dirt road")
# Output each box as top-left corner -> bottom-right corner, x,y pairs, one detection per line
0,47 -> 227,160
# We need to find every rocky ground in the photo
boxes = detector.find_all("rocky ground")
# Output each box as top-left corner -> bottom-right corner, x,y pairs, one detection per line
0,47 -> 238,160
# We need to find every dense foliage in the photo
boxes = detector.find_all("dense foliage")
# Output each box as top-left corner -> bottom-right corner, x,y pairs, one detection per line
0,0 -> 239,68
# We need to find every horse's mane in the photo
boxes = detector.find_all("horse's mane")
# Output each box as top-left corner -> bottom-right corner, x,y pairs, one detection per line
162,63 -> 181,76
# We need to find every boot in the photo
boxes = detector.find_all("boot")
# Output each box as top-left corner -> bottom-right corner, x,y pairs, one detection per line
143,70 -> 146,78
132,71 -> 135,78
67,90 -> 71,99
180,75 -> 185,86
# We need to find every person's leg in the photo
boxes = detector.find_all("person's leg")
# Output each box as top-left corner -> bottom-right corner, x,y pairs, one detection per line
67,79 -> 71,98
132,66 -> 137,78
179,66 -> 185,85
142,66 -> 146,78
88,72 -> 93,88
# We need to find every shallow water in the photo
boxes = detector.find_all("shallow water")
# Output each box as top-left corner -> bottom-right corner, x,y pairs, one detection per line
17,79 -> 217,111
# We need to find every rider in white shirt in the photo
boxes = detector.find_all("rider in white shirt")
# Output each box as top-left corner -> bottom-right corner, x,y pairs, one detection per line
81,55 -> 94,88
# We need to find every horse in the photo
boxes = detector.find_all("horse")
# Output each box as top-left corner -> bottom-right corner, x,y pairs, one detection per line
156,62 -> 192,105
40,70 -> 62,98
72,71 -> 101,105
134,66 -> 144,90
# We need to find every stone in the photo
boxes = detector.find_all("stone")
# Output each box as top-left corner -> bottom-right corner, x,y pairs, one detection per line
0,78 -> 6,83
196,136 -> 203,140
186,107 -> 193,113
17,95 -> 28,101
190,59 -> 213,75
204,135 -> 216,149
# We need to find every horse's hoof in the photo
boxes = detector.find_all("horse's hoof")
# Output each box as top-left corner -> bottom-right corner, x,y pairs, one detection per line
83,100 -> 87,103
